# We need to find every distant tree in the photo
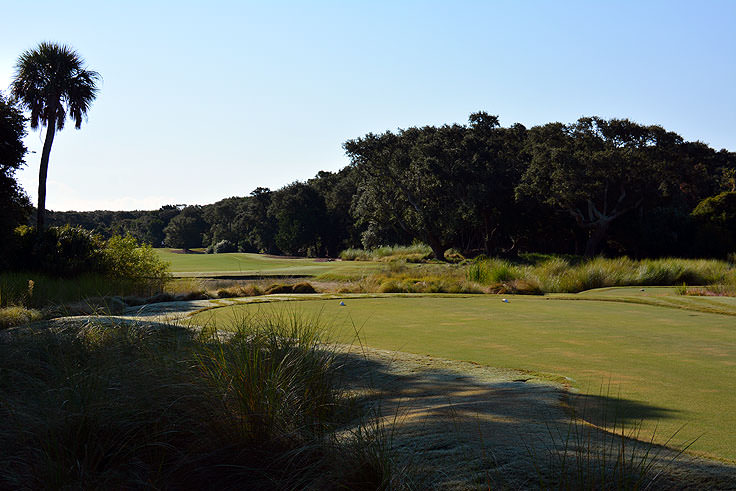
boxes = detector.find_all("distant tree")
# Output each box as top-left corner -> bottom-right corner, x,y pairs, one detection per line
692,191 -> 736,244
0,92 -> 31,265
130,214 -> 166,246
11,42 -> 99,229
308,168 -> 361,256
719,167 -> 736,193
203,197 -> 243,248
346,114 -> 528,259
456,113 -> 528,255
346,125 -> 466,260
163,206 -> 207,251
517,117 -> 684,256
269,183 -> 327,256
236,187 -> 278,253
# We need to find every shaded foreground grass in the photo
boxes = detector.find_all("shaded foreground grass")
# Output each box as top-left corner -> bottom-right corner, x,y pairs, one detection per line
191,295 -> 736,462
0,315 -> 404,489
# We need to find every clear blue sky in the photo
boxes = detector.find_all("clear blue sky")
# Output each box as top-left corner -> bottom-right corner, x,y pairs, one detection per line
1,1 -> 734,211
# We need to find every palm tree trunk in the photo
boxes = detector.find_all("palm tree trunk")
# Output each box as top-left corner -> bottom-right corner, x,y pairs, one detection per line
37,118 -> 56,230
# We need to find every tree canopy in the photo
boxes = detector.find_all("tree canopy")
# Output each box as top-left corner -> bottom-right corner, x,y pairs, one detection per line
27,112 -> 736,261
0,92 -> 31,268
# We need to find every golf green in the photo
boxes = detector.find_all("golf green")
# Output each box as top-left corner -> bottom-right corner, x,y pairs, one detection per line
191,294 -> 736,461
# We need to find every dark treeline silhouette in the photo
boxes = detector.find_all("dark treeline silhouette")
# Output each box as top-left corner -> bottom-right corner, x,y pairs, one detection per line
11,113 -> 736,260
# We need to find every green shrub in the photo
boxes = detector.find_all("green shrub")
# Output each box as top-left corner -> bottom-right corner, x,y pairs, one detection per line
208,239 -> 237,254
465,259 -> 522,285
12,225 -> 105,276
466,262 -> 490,284
1,232 -> 171,308
102,235 -> 171,294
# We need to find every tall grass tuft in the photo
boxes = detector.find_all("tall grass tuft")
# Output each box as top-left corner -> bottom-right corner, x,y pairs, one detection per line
195,310 -> 340,444
340,243 -> 434,262
467,256 -> 732,294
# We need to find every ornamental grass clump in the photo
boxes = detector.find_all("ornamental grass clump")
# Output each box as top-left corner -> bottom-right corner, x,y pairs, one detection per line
339,243 -> 433,262
468,256 -> 734,294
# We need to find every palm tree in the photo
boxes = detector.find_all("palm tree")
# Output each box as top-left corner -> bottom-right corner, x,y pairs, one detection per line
11,42 -> 99,229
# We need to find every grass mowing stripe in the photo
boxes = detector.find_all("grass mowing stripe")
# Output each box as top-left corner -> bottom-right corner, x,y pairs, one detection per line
190,295 -> 736,462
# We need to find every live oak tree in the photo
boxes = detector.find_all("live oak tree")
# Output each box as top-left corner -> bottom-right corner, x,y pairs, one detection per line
163,206 -> 208,252
345,113 -> 528,260
517,117 -> 684,257
11,42 -> 99,229
268,182 -> 327,257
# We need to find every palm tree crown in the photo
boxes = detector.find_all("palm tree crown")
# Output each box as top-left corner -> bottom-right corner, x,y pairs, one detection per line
10,42 -> 99,229
12,42 -> 99,131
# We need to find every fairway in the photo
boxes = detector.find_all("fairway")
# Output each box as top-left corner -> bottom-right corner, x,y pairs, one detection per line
191,294 -> 736,461
155,248 -> 385,277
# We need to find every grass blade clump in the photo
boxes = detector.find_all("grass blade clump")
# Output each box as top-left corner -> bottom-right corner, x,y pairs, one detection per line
195,309 -> 340,444
468,256 -> 733,294
340,243 -> 433,262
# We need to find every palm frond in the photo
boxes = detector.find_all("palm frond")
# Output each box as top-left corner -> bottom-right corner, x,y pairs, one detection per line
10,42 -> 99,131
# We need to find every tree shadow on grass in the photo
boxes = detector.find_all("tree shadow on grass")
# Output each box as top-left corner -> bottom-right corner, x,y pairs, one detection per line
334,346 -> 736,489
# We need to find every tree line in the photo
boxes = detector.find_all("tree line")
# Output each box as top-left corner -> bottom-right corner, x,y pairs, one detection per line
3,108 -> 736,264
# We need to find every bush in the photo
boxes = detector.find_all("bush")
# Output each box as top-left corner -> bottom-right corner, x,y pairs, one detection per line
12,225 -> 104,276
292,282 -> 316,294
101,235 -> 171,294
209,239 -> 237,254
2,230 -> 171,307
265,283 -> 294,294
215,285 -> 263,298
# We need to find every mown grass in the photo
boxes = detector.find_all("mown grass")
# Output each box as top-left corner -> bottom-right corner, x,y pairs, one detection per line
0,314 -> 406,489
192,295 -> 736,462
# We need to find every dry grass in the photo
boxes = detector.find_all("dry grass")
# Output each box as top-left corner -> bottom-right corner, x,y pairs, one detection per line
467,257 -> 733,294
0,306 -> 42,329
